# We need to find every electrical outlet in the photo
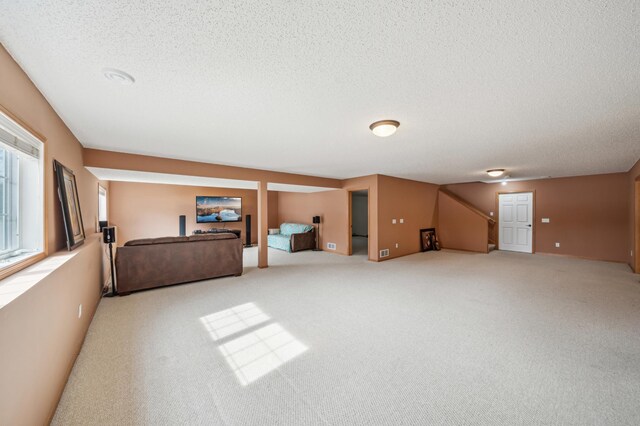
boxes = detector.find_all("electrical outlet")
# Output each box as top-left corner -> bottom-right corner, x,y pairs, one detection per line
380,249 -> 389,258
399,218 -> 404,224
327,242 -> 337,250
392,219 -> 397,224
489,212 -> 494,216
555,242 -> 560,248
78,304 -> 82,319
395,243 -> 399,248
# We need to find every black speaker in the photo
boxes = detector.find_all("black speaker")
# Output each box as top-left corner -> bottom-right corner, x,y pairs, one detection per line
312,216 -> 321,251
179,215 -> 186,237
245,214 -> 252,247
102,227 -> 116,244
99,220 -> 109,231
102,227 -> 117,297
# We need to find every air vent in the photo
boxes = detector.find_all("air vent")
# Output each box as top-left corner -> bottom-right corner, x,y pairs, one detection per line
327,242 -> 337,250
380,249 -> 389,258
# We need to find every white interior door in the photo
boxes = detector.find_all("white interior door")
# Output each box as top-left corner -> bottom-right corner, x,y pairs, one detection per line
499,192 -> 533,253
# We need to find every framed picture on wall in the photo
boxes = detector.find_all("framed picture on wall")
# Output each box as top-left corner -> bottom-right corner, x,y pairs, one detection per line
420,228 -> 439,252
54,160 -> 85,250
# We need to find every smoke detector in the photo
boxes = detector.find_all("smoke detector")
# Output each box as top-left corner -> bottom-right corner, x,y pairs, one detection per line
102,68 -> 135,85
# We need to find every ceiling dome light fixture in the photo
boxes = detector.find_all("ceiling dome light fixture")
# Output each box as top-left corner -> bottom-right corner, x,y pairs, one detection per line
486,169 -> 505,177
369,120 -> 400,137
102,68 -> 135,85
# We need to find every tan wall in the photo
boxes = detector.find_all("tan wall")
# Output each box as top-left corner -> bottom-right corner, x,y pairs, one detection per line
438,191 -> 489,253
628,158 -> 640,271
0,45 -> 105,425
84,148 -> 342,188
376,175 -> 439,260
444,173 -> 629,262
277,175 -> 439,261
277,190 -> 349,254
276,175 -> 380,259
0,237 -> 103,425
108,181 -> 279,245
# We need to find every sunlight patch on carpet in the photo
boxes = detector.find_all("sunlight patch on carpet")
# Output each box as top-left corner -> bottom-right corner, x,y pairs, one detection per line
218,323 -> 308,385
200,303 -> 270,341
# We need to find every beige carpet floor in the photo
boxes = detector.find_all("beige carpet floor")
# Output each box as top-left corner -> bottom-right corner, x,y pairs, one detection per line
52,248 -> 640,425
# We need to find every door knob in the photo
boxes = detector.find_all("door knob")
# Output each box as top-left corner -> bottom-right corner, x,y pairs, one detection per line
527,224 -> 532,227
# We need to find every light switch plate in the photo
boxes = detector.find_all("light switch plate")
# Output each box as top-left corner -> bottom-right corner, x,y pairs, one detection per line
555,242 -> 560,248
541,218 -> 550,223
399,218 -> 404,224
489,212 -> 494,216
392,219 -> 397,224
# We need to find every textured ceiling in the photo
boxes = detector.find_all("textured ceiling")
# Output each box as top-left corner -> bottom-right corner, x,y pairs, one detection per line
1,1 -> 639,184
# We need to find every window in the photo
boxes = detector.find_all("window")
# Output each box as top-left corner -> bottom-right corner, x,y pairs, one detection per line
98,185 -> 107,222
0,148 -> 19,255
0,111 -> 45,274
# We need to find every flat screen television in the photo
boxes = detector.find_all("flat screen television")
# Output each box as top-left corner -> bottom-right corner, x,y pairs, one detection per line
196,196 -> 242,223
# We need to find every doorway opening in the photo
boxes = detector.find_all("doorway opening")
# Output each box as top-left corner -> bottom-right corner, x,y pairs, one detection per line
350,190 -> 369,257
497,191 -> 534,253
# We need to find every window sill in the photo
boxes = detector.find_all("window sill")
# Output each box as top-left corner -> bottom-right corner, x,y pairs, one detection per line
0,235 -> 100,310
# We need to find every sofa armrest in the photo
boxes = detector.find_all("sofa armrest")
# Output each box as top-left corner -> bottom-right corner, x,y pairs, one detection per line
290,229 -> 316,252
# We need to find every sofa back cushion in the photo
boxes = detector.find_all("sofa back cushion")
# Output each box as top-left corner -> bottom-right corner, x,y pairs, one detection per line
124,233 -> 237,246
125,236 -> 189,246
280,223 -> 314,236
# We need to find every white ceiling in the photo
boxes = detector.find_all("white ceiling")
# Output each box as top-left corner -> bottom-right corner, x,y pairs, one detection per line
1,1 -> 639,184
86,167 -> 337,193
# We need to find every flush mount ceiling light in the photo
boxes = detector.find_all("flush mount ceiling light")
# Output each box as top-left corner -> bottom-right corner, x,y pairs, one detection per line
102,68 -> 135,85
369,120 -> 400,137
486,169 -> 505,177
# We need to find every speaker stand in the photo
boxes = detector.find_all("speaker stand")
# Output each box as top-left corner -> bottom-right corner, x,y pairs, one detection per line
103,242 -> 118,297
312,224 -> 322,251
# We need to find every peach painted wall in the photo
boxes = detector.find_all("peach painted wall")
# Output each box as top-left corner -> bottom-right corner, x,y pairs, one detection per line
277,175 -> 439,261
276,175 -> 380,259
444,173 -> 629,263
108,181 -> 279,246
628,158 -> 640,271
0,45 -> 106,425
277,190 -> 349,255
0,237 -> 103,425
84,148 -> 342,188
376,175 -> 439,260
438,191 -> 489,253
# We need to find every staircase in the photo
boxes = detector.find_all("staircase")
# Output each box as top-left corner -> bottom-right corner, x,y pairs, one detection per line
438,188 -> 496,254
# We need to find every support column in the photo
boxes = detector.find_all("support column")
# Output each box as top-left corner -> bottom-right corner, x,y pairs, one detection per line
257,180 -> 269,268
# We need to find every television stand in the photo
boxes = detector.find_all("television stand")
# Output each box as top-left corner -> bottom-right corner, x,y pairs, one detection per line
193,228 -> 241,239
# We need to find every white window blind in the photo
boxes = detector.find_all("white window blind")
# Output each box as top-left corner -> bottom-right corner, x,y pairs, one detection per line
0,126 -> 40,159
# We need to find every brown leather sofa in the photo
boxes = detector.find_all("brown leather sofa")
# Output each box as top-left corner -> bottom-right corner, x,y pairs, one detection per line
115,233 -> 243,295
